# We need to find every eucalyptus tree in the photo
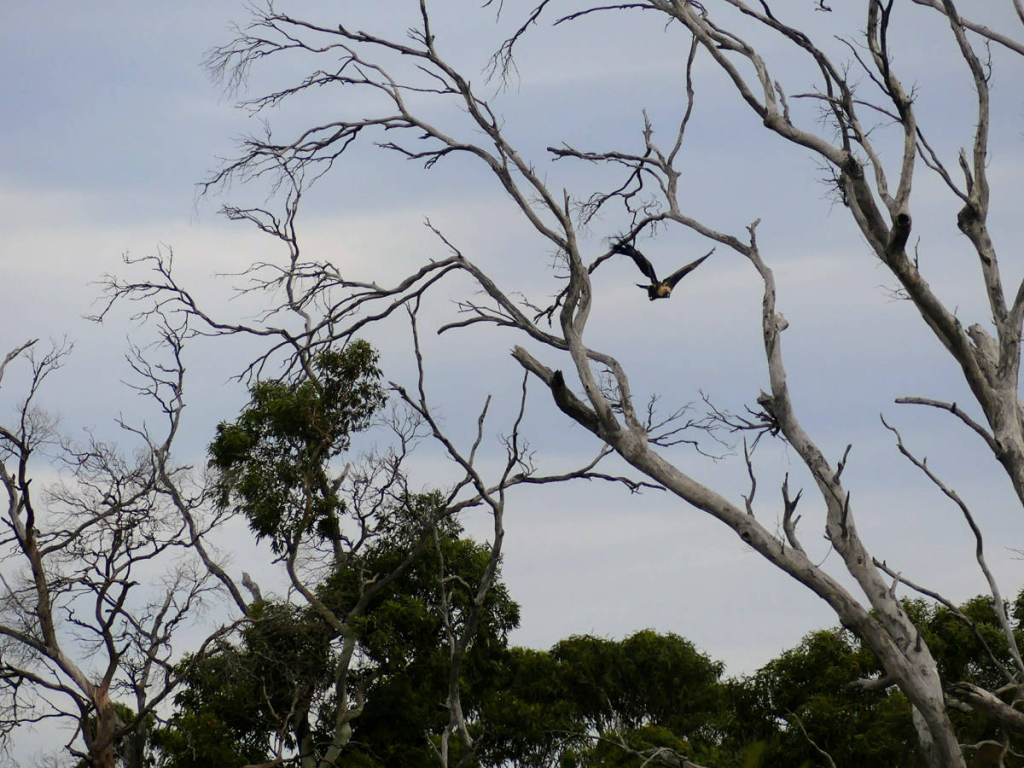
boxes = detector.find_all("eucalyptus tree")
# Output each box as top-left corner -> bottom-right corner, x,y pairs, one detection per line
196,339 -> 526,767
153,521 -> 521,768
163,2 -> 1024,765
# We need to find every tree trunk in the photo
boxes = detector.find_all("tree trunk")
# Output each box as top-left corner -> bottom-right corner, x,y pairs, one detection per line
86,686 -> 117,768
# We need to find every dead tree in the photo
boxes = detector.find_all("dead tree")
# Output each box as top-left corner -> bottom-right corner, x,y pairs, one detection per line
0,333 -> 242,768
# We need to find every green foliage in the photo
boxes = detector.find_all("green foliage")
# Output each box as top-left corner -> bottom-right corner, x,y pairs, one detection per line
725,628 -> 917,767
155,523 -> 519,768
476,630 -> 726,768
155,587 -> 1024,768
149,708 -> 268,768
336,524 -> 520,768
150,603 -> 332,766
919,596 -> 1015,692
576,724 -> 690,768
208,341 -> 385,552
717,593 -> 1024,768
546,630 -> 723,738
914,596 -> 1024,760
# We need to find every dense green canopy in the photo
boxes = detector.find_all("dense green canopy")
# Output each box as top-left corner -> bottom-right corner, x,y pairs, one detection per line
148,587 -> 1024,768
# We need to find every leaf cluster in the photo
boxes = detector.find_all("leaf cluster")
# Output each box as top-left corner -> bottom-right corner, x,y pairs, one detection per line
208,340 -> 385,553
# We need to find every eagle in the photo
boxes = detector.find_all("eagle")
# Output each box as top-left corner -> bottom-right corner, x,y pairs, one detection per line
612,242 -> 713,301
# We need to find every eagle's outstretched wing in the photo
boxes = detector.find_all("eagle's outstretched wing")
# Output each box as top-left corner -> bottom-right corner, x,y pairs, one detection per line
612,242 -> 659,284
662,249 -> 714,290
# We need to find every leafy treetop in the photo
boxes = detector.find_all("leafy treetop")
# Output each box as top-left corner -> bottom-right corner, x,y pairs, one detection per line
208,340 -> 386,553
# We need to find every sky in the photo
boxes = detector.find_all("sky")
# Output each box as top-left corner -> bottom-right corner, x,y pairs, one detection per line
2,1 -> 1024,763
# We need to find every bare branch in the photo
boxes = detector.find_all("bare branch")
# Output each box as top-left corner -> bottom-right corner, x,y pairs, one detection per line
895,397 -> 998,452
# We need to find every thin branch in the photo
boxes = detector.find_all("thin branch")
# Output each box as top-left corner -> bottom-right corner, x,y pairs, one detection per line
894,397 -> 998,452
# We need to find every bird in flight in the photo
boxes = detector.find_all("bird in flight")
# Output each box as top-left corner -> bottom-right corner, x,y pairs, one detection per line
612,241 -> 714,301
